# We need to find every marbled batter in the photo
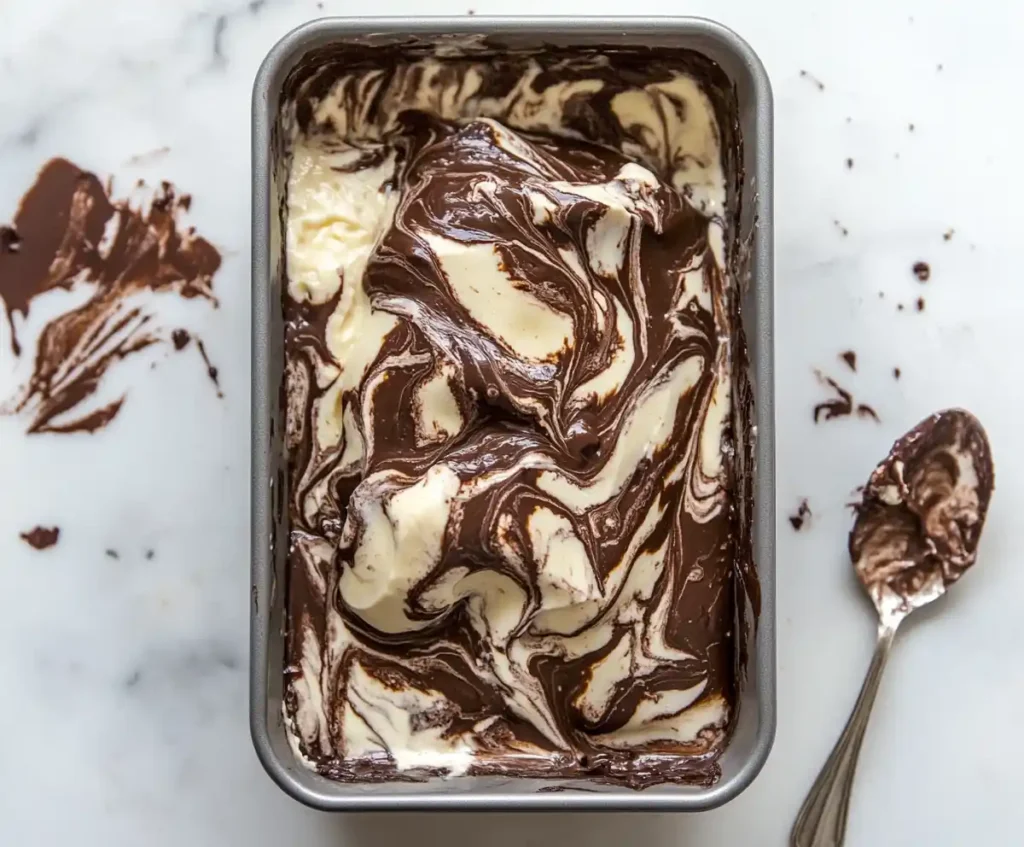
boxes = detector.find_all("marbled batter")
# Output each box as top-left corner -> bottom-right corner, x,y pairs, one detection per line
282,49 -> 747,787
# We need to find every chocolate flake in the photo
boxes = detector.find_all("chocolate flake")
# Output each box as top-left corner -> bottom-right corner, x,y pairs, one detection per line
789,499 -> 812,531
171,328 -> 191,350
195,338 -> 222,396
856,404 -> 880,421
912,261 -> 931,281
105,549 -> 120,559
21,526 -> 59,549
916,297 -> 925,312
845,158 -> 854,169
0,158 -> 221,434
943,229 -> 954,241
893,367 -> 902,380
840,350 -> 857,371
813,371 -> 879,423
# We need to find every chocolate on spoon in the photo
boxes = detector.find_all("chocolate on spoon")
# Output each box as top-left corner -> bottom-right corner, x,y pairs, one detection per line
793,409 -> 994,847
850,408 -> 994,621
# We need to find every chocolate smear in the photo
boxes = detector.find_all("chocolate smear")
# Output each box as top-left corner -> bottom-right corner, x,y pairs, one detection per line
850,409 -> 993,617
21,526 -> 60,549
0,158 -> 222,434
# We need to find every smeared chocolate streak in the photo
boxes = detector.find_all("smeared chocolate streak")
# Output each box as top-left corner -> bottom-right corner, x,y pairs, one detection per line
20,526 -> 60,549
0,158 -> 222,434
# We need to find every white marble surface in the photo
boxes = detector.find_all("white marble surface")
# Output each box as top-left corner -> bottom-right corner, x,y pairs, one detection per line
1,0 -> 1021,844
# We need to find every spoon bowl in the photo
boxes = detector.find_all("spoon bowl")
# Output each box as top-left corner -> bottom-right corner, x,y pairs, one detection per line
792,408 -> 994,847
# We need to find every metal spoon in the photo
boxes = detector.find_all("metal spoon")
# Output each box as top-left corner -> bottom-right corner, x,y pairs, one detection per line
791,408 -> 994,847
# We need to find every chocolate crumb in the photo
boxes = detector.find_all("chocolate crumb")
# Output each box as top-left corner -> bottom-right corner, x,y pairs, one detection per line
105,549 -> 119,559
856,404 -> 880,421
21,526 -> 59,550
846,158 -> 854,169
467,7 -> 475,13
171,328 -> 191,350
943,229 -> 954,241
195,338 -> 222,397
840,350 -> 857,371
893,367 -> 902,380
937,63 -> 944,71
813,371 -> 879,424
833,219 -> 849,237
897,303 -> 905,311
878,291 -> 885,299
0,225 -> 21,254
813,372 -> 853,422
912,261 -> 931,281
916,297 -> 926,312
145,549 -> 155,560
908,123 -> 915,132
845,116 -> 852,124
789,499 -> 812,531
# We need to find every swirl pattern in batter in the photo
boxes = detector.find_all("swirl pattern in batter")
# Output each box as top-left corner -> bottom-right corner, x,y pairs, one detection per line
282,50 -> 748,788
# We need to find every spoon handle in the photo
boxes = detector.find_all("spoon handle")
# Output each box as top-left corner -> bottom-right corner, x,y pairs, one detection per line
791,624 -> 898,847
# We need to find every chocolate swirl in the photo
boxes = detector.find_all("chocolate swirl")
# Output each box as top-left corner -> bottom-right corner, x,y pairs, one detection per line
283,50 -> 746,788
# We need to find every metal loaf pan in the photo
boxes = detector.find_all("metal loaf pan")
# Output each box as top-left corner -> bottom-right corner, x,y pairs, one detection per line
251,16 -> 775,812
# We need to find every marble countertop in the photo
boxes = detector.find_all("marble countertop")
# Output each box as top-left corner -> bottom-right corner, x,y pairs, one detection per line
2,1 -> 1021,844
